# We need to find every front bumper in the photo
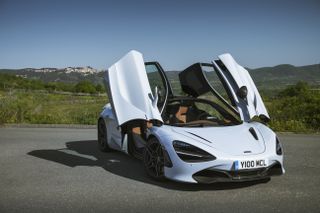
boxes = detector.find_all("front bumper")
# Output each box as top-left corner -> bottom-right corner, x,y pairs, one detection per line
192,161 -> 283,184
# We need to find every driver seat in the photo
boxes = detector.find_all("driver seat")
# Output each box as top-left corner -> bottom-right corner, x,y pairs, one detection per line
175,106 -> 188,123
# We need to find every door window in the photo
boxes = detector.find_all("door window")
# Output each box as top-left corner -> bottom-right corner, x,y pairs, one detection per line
145,64 -> 167,112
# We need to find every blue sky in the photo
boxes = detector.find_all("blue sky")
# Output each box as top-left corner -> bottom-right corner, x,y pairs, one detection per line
0,0 -> 319,70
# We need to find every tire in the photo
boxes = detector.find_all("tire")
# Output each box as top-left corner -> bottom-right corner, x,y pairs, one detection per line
143,137 -> 166,181
97,118 -> 111,152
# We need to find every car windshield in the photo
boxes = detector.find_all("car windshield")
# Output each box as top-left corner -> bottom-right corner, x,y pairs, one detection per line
163,98 -> 241,127
144,61 -> 241,127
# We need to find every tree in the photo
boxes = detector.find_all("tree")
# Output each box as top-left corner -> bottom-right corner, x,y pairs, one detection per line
75,81 -> 96,94
279,81 -> 310,97
95,84 -> 105,93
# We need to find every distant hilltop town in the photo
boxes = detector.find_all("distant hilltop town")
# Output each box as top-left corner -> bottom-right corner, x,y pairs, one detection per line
0,66 -> 105,84
23,66 -> 100,75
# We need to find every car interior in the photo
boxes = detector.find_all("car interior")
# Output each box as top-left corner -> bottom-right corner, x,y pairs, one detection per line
162,98 -> 239,127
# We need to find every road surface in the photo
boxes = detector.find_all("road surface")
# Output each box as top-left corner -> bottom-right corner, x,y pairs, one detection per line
0,128 -> 319,212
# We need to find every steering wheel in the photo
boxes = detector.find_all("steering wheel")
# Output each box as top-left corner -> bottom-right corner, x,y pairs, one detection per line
196,111 -> 210,120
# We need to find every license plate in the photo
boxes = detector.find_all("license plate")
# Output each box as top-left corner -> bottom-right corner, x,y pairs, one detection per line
234,159 -> 268,170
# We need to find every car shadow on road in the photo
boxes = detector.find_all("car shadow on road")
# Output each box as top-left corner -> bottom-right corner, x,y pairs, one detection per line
28,140 -> 270,191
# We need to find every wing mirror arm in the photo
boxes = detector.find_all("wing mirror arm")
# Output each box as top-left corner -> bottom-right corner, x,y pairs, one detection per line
151,86 -> 159,107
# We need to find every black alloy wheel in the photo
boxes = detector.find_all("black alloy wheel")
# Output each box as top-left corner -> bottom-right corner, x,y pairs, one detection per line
97,119 -> 111,152
143,137 -> 166,180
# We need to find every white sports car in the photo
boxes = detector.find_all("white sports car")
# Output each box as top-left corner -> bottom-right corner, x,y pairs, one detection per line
98,50 -> 285,184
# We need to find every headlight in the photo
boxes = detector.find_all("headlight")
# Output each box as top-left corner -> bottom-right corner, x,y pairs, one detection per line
173,140 -> 216,162
276,137 -> 283,155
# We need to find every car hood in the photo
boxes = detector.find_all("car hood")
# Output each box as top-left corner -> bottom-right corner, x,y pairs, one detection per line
171,123 -> 266,156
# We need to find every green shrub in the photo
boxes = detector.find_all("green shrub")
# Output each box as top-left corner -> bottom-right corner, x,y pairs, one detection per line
75,81 -> 96,94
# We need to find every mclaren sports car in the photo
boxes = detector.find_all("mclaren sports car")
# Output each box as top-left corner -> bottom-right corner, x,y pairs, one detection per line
97,50 -> 285,184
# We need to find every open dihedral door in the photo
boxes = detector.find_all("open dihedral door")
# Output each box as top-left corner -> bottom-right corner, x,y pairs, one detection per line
212,53 -> 270,122
104,50 -> 163,126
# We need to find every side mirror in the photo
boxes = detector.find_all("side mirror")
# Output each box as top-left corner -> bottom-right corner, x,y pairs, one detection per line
237,86 -> 248,99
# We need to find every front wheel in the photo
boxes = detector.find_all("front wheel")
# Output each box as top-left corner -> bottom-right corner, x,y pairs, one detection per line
143,137 -> 166,181
97,118 -> 111,152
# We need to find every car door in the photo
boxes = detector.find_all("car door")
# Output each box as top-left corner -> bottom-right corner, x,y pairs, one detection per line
104,50 -> 167,126
212,53 -> 270,122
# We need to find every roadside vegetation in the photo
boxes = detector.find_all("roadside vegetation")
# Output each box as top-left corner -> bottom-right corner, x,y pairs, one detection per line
0,73 -> 105,94
266,82 -> 320,132
0,73 -> 319,132
0,91 -> 107,125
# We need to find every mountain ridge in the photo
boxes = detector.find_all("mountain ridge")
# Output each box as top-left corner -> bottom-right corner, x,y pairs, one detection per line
0,63 -> 319,90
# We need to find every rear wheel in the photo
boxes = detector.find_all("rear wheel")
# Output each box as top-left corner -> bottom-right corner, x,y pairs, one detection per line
143,137 -> 165,181
97,118 -> 111,152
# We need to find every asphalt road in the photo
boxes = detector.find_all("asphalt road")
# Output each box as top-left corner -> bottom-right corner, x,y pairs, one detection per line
0,128 -> 319,213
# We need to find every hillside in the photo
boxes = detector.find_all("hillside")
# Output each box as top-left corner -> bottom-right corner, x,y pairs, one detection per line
248,64 -> 320,90
0,64 -> 319,90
